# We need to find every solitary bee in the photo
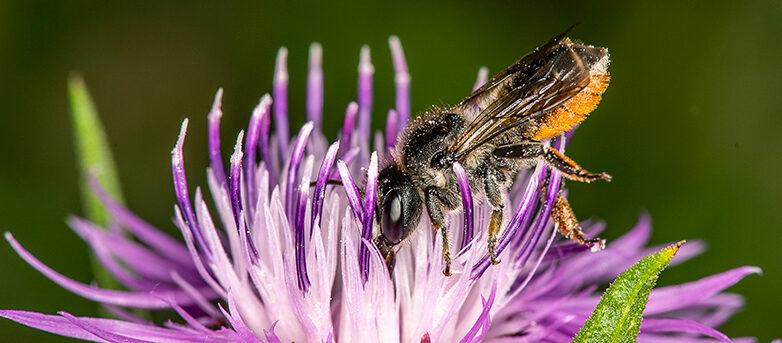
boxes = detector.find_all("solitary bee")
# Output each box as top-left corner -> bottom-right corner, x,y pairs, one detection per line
374,30 -> 612,276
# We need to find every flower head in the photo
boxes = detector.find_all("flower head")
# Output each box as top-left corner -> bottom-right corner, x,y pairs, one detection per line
2,38 -> 759,342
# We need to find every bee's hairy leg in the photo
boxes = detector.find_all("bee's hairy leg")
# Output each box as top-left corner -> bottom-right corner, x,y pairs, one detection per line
551,194 -> 605,251
374,236 -> 397,275
493,141 -> 611,183
424,187 -> 460,276
484,168 -> 506,265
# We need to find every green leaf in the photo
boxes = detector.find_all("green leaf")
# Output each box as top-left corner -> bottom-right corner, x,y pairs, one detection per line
573,241 -> 685,343
68,74 -> 124,290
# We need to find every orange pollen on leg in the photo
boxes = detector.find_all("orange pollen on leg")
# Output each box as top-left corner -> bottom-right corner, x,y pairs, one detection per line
532,73 -> 610,140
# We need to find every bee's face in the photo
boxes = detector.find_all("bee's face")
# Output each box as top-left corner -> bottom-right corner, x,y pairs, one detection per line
377,164 -> 422,246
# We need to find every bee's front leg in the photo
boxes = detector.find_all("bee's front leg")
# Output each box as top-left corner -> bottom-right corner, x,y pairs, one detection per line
424,187 -> 459,276
374,236 -> 397,275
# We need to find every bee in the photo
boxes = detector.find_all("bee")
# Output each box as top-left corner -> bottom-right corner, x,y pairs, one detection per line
374,29 -> 612,276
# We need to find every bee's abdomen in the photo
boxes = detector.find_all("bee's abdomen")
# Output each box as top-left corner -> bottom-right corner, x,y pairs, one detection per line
532,73 -> 610,140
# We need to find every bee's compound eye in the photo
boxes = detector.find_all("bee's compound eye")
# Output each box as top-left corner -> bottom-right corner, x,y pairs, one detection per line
381,191 -> 404,244
389,196 -> 401,222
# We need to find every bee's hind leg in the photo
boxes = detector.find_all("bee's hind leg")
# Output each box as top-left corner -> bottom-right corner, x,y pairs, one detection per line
493,141 -> 606,251
551,194 -> 605,252
424,187 -> 460,276
493,141 -> 611,183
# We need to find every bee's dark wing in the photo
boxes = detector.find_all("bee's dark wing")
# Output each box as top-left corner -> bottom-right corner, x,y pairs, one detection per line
449,35 -> 591,160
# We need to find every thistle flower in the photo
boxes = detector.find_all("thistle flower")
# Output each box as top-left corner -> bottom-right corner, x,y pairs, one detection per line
2,38 -> 759,342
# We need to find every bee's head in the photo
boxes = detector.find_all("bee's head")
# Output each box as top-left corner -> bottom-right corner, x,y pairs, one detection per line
376,163 -> 422,247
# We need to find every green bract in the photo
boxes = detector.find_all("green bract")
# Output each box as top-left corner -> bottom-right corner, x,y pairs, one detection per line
68,75 -> 124,289
573,241 -> 684,342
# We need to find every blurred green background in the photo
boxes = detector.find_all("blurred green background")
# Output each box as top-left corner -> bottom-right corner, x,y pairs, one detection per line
1,1 -> 779,341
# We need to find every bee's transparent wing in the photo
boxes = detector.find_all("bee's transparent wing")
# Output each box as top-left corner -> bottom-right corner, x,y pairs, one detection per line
449,35 -> 591,160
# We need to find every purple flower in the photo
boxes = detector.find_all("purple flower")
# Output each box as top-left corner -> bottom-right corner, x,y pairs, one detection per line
2,38 -> 759,342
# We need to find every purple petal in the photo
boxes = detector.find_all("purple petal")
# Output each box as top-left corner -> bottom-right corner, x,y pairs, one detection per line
245,94 -> 273,214
518,135 -> 567,266
307,42 -> 324,128
165,301 -> 210,334
471,164 -> 544,279
460,282 -> 497,343
0,310 -> 99,341
312,141 -> 340,231
295,184 -> 311,292
230,131 -> 259,259
515,170 -> 561,268
472,67 -> 488,92
340,102 -> 359,156
389,36 -> 410,131
68,217 -> 197,284
1,310 -> 239,342
504,166 -> 547,251
207,89 -> 227,187
60,311 -> 153,343
229,131 -> 246,229
453,162 -> 474,251
170,271 -> 220,318
357,45 -> 373,152
337,160 -> 363,220
101,305 -> 151,325
645,266 -> 761,314
264,322 -> 282,343
259,95 -> 276,186
68,217 -> 175,290
88,176 -> 193,267
285,122 -> 314,220
359,152 -> 379,283
385,109 -> 399,149
69,218 -> 159,290
171,119 -> 210,257
273,47 -> 290,157
4,233 -> 208,309
218,303 -> 261,342
640,318 -> 730,342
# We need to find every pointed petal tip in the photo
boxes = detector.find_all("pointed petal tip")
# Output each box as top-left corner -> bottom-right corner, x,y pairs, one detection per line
276,46 -> 288,59
360,45 -> 370,58
212,87 -> 223,106
274,47 -> 289,83
3,231 -> 13,243
171,119 -> 189,157
388,35 -> 400,47
741,265 -> 763,276
209,89 -> 224,120
177,119 -> 189,144
388,35 -> 409,76
230,131 -> 245,164
301,121 -> 315,135
309,42 -> 323,64
251,94 -> 272,120
359,45 -> 374,73
261,93 -> 272,104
